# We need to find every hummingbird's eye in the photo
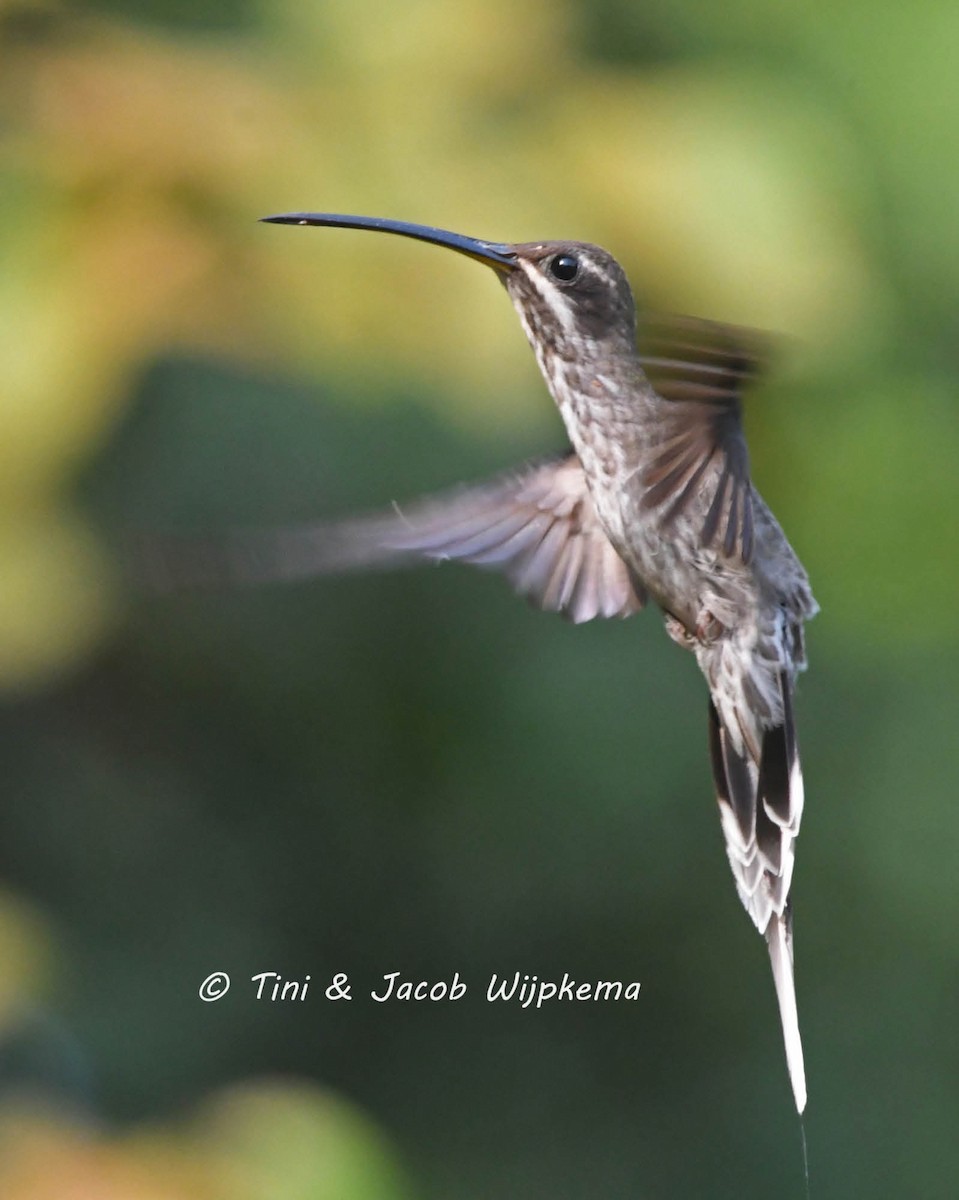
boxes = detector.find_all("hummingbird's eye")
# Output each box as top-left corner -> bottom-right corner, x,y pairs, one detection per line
549,253 -> 580,282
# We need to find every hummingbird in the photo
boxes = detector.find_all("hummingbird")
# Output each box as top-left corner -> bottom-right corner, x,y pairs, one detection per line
141,213 -> 818,1112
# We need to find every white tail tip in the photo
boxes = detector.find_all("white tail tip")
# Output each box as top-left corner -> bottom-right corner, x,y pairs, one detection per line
766,911 -> 807,1113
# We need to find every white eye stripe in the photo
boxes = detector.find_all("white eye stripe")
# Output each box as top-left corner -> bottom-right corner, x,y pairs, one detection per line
516,259 -> 577,335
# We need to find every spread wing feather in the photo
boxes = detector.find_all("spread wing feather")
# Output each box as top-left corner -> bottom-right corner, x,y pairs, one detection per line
128,453 -> 646,624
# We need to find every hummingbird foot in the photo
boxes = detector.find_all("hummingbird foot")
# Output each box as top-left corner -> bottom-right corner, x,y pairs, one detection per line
664,613 -> 696,650
663,608 -> 725,650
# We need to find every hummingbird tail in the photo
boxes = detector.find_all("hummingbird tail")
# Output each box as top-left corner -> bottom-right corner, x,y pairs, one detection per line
707,681 -> 807,1111
766,907 -> 807,1113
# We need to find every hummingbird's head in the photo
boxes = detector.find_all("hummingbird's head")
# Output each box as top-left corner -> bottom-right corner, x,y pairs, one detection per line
260,213 -> 637,358
500,241 -> 637,360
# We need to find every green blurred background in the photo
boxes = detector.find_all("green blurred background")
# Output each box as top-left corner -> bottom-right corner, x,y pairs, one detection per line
1,0 -> 958,1195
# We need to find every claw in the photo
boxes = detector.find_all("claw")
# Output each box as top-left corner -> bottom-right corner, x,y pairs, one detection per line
664,613 -> 696,650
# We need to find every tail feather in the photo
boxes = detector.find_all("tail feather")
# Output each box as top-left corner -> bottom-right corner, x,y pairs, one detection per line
707,675 -> 807,1112
766,908 -> 806,1113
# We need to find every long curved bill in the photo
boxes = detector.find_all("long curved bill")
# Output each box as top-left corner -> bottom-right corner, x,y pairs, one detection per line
260,212 -> 517,273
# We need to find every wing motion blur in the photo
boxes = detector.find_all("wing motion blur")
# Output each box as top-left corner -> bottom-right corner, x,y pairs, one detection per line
128,452 -> 646,624
639,316 -> 775,565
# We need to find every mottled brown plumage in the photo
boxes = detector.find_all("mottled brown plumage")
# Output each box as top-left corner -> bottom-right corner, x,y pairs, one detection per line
138,214 -> 818,1112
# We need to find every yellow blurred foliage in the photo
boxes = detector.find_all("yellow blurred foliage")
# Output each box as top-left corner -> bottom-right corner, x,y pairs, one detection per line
0,893 -> 55,1029
193,1081 -> 410,1200
0,0 -> 891,687
0,507 -> 116,688
0,1112 -> 230,1200
0,1081 -> 408,1200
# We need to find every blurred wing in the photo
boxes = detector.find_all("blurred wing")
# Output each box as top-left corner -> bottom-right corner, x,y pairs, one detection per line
639,315 -> 773,564
129,453 -> 646,624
